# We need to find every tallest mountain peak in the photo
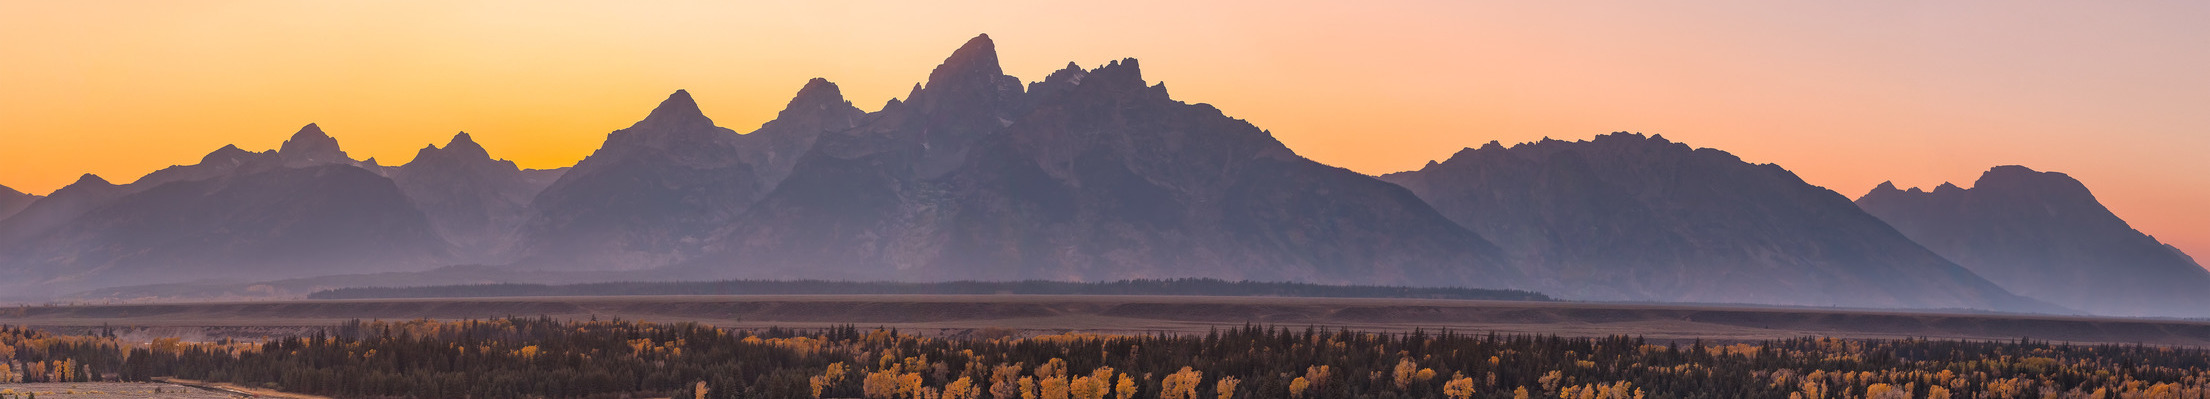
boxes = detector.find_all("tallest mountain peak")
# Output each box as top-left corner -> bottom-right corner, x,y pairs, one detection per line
923,34 -> 1006,92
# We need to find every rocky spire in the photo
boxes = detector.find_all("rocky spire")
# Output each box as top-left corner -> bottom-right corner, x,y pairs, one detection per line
782,78 -> 850,116
924,34 -> 1005,93
627,90 -> 716,132
278,123 -> 352,166
441,132 -> 491,161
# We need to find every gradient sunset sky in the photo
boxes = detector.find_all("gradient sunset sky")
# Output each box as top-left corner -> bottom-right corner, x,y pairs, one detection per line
3,1 -> 2206,260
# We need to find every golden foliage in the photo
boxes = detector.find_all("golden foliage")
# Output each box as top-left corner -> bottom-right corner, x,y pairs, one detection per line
1444,373 -> 1477,399
1160,367 -> 1203,399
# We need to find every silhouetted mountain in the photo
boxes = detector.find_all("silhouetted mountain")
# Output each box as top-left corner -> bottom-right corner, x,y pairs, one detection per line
1857,166 -> 2210,317
278,123 -> 354,167
0,127 -> 453,296
1379,134 -> 2042,310
517,81 -> 861,269
0,174 -> 130,247
692,35 -> 1517,287
0,184 -> 36,222
131,144 -> 277,189
392,132 -> 563,261
737,78 -> 867,187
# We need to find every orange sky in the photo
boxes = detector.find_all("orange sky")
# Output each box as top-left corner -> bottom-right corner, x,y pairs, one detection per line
3,1 -> 2206,260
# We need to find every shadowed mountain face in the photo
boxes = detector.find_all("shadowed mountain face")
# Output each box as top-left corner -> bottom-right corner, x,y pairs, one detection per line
1858,166 -> 2210,317
691,35 -> 1516,287
393,132 -> 565,262
0,174 -> 132,248
0,184 -> 36,222
516,81 -> 863,270
1379,134 -> 2040,310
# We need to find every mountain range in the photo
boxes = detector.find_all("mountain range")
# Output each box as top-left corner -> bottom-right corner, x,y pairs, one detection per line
1858,166 -> 2210,317
1378,134 -> 2038,310
0,34 -> 2198,315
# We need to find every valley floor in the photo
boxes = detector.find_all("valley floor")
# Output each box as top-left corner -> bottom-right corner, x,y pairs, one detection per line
5,295 -> 2208,346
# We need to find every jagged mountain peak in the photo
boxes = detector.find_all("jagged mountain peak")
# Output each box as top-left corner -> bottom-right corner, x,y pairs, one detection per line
927,34 -> 1003,89
278,123 -> 352,165
436,132 -> 493,161
627,90 -> 715,131
782,78 -> 851,115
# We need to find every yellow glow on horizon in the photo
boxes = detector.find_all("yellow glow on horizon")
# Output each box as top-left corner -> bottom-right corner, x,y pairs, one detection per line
3,1 -> 2206,259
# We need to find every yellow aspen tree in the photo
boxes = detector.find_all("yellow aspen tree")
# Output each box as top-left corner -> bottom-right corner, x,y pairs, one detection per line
1068,375 -> 1102,399
1214,376 -> 1240,399
1798,380 -> 1823,399
1114,373 -> 1137,399
1393,358 -> 1420,391
944,377 -> 975,399
813,362 -> 848,399
991,364 -> 1024,399
863,368 -> 901,399
900,372 -> 925,399
1513,386 -> 1531,399
1161,367 -> 1203,399
1444,374 -> 1477,399
694,381 -> 709,399
1305,365 -> 1332,389
1020,376 -> 1038,399
1539,371 -> 1563,394
1041,376 -> 1070,399
1037,358 -> 1068,379
1289,377 -> 1311,398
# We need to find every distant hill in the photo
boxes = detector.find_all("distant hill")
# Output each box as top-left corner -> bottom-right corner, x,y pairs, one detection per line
1858,166 -> 2210,317
1378,133 -> 2046,311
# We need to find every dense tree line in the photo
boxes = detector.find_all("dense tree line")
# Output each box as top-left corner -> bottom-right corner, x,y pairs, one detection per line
306,278 -> 1554,302
2,319 -> 2208,398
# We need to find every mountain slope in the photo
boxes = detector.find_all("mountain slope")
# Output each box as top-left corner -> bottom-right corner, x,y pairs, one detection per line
0,184 -> 37,222
392,132 -> 563,261
1379,133 -> 2041,310
1857,166 -> 2210,317
696,35 -> 1517,287
0,174 -> 130,247
516,81 -> 862,270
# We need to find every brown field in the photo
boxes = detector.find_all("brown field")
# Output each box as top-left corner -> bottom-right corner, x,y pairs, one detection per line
5,295 -> 2210,346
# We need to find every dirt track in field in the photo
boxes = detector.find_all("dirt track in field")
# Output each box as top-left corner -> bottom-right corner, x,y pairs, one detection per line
5,295 -> 2209,346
